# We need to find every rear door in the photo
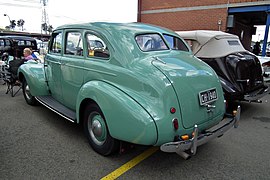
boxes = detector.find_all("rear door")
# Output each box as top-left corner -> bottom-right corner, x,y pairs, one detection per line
60,30 -> 85,110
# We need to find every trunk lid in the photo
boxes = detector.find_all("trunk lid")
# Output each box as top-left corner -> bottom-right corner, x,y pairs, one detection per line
225,52 -> 264,93
152,53 -> 225,129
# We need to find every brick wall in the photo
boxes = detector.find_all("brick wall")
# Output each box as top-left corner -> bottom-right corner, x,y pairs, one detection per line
141,0 -> 262,11
139,0 -> 267,49
142,0 -> 227,11
141,8 -> 228,31
140,0 -> 264,31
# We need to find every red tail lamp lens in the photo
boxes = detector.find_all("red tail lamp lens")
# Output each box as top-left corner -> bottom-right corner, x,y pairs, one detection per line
170,107 -> 176,114
172,118 -> 179,130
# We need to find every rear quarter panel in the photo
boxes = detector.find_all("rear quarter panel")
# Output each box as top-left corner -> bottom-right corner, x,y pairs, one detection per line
76,80 -> 158,145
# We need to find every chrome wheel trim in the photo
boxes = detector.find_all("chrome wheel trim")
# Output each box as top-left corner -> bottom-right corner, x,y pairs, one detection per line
25,84 -> 32,100
88,112 -> 107,146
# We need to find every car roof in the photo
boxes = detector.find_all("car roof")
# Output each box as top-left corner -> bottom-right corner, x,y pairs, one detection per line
55,22 -> 178,36
176,30 -> 239,45
53,22 -> 183,60
176,30 -> 246,58
0,35 -> 37,41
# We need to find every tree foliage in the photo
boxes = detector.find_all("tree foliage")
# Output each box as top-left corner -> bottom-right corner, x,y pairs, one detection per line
10,20 -> 16,30
41,23 -> 53,34
17,19 -> 25,31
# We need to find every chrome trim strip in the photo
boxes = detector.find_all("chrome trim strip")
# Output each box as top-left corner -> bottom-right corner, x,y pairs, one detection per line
46,60 -> 116,77
79,67 -> 117,77
46,59 -> 61,65
35,97 -> 76,123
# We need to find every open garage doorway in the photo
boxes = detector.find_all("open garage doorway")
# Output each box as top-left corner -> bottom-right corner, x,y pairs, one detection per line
227,5 -> 270,56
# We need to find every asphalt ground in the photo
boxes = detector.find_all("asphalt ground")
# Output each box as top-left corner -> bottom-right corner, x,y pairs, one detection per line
0,80 -> 270,180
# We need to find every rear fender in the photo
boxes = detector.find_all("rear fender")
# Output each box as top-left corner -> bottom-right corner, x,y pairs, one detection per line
76,81 -> 158,145
18,62 -> 49,96
219,76 -> 240,93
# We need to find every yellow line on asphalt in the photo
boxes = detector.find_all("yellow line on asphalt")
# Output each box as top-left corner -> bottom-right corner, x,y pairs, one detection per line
101,146 -> 159,180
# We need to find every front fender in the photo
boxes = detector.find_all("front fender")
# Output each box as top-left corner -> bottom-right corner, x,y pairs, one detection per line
76,80 -> 158,145
18,62 -> 49,96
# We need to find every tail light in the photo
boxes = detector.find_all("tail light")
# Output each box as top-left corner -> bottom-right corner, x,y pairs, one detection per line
170,107 -> 176,114
172,118 -> 179,130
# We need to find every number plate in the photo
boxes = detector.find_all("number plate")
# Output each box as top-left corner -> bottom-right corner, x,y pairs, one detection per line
199,88 -> 218,106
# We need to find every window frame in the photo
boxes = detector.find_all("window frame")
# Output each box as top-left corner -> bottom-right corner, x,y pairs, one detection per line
135,33 -> 169,52
85,31 -> 110,60
49,31 -> 63,54
163,34 -> 189,52
64,30 -> 84,57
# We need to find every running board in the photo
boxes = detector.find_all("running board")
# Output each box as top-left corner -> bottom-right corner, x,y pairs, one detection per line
36,96 -> 76,123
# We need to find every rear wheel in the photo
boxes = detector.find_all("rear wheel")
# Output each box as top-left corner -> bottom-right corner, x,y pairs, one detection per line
22,79 -> 38,105
83,103 -> 119,156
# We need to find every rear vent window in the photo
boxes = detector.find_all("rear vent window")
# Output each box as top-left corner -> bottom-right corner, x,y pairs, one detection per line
227,40 -> 240,46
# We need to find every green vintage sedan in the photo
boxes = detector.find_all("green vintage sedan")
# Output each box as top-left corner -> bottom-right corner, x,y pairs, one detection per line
18,22 -> 240,159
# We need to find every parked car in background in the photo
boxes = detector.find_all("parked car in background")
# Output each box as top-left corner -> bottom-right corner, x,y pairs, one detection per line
36,39 -> 48,55
18,22 -> 240,159
257,55 -> 270,81
0,36 -> 37,58
177,30 -> 269,109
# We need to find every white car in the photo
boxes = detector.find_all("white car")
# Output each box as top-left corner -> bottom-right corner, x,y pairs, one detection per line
257,55 -> 270,82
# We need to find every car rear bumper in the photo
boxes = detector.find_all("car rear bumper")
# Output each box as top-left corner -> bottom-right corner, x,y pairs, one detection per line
244,85 -> 269,101
160,106 -> 240,158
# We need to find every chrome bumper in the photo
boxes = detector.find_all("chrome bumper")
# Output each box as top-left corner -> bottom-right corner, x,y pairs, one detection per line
160,106 -> 241,158
244,85 -> 269,101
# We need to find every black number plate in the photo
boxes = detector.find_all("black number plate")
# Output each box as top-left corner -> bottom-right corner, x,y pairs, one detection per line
199,88 -> 218,106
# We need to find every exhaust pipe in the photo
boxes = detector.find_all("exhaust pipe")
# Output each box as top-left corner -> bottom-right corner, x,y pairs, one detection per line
176,151 -> 191,160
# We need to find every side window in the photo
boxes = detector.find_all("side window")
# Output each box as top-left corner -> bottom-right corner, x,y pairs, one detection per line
0,39 -> 4,47
65,32 -> 83,56
49,32 -> 62,54
18,40 -> 25,46
87,33 -> 110,59
163,34 -> 189,52
25,41 -> 32,46
135,34 -> 169,51
5,40 -> 11,46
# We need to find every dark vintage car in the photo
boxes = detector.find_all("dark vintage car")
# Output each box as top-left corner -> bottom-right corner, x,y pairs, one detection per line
0,36 -> 38,58
177,30 -> 269,109
18,23 -> 240,159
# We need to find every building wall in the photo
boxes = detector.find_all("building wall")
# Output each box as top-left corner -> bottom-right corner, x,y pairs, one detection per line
141,8 -> 228,31
141,0 -> 261,11
139,0 -> 264,32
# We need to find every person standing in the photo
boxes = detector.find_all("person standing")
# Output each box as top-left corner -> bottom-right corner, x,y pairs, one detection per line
253,41 -> 261,55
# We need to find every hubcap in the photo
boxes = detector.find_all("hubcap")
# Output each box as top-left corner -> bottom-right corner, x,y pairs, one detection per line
92,119 -> 102,137
25,84 -> 32,100
88,113 -> 107,146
